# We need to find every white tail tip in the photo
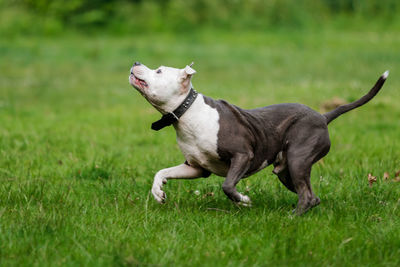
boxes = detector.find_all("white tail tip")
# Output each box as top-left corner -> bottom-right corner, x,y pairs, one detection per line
382,70 -> 389,79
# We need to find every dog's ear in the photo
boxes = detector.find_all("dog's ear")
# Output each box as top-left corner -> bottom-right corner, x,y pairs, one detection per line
184,62 -> 196,76
180,63 -> 196,93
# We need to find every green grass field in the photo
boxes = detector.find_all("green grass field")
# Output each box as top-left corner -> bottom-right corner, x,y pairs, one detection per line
1,29 -> 400,266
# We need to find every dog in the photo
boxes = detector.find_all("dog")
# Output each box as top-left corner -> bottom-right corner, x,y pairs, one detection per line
129,61 -> 388,214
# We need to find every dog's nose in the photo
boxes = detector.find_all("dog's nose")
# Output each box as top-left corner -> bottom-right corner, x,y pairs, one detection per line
130,67 -> 134,75
133,61 -> 141,66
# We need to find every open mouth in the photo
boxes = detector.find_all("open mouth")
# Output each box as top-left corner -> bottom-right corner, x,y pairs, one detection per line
131,72 -> 148,88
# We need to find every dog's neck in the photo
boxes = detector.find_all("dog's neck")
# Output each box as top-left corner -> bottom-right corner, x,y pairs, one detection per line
151,88 -> 198,131
151,84 -> 194,114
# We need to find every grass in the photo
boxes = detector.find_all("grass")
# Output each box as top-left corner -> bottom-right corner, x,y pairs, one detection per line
1,29 -> 400,266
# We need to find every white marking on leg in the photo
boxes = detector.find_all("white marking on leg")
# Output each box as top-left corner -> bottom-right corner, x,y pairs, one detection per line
240,194 -> 251,203
236,193 -> 252,207
151,164 -> 204,203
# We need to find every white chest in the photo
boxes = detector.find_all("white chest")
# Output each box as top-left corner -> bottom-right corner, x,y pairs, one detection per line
174,95 -> 228,176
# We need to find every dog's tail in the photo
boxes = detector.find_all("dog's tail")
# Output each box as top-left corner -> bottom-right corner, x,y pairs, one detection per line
324,71 -> 389,125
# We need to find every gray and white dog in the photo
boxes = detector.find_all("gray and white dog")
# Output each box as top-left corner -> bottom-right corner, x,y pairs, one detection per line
129,61 -> 388,214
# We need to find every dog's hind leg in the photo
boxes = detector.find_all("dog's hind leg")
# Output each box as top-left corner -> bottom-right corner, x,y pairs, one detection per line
286,131 -> 330,215
287,159 -> 317,215
151,163 -> 206,203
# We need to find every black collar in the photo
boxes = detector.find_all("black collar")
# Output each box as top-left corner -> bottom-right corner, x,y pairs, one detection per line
151,88 -> 198,131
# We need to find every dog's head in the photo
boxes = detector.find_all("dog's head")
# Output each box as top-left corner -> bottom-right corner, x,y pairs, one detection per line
129,62 -> 196,113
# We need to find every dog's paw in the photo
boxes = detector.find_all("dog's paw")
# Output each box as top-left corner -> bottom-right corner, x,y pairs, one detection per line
151,185 -> 166,204
293,197 -> 320,215
238,194 -> 252,207
151,177 -> 167,203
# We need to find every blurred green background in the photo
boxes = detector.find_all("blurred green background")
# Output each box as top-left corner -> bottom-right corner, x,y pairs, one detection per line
1,0 -> 400,35
1,1 -> 400,266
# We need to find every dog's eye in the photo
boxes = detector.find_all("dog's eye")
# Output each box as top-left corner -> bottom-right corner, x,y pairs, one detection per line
156,69 -> 162,74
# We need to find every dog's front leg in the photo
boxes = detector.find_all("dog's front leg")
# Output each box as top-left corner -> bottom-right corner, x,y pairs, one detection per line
152,163 -> 205,203
222,152 -> 253,206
